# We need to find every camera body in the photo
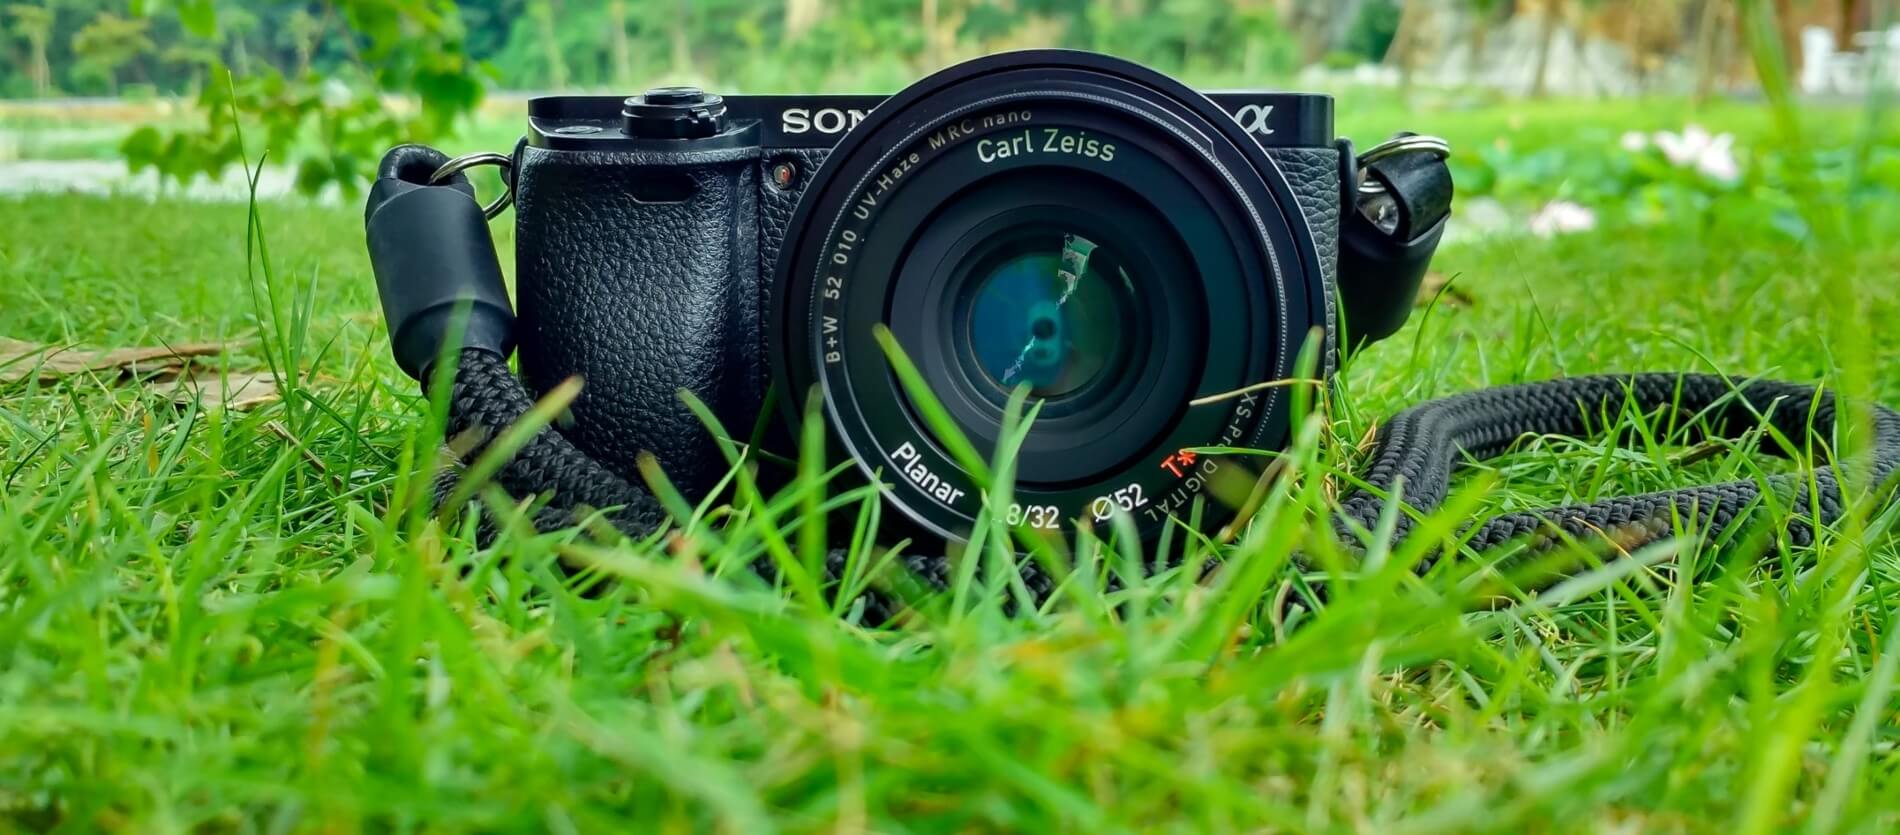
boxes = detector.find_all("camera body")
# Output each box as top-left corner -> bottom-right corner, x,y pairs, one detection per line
518,94 -> 1340,490
505,51 -> 1441,541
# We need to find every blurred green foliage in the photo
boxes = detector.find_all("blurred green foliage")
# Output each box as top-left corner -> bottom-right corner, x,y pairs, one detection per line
0,1 -> 1334,98
109,0 -> 483,195
1,1 -> 1884,198
1343,0 -> 1402,63
1455,127 -> 1900,240
0,0 -> 1363,194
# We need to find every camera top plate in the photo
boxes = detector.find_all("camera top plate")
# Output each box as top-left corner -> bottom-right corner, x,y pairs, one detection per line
525,91 -> 1333,151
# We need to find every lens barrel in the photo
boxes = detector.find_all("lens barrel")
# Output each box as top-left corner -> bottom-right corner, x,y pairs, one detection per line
770,51 -> 1331,542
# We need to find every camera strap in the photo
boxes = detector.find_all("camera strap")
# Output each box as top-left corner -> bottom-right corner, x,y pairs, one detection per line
366,143 -> 1900,603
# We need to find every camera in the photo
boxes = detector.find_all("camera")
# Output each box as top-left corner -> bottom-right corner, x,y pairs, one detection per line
377,50 -> 1451,545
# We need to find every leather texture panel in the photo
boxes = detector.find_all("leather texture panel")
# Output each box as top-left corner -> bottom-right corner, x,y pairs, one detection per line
514,144 -> 763,498
1264,146 -> 1342,377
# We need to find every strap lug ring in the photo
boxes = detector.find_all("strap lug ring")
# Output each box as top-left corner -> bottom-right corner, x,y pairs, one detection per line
1355,134 -> 1452,196
1357,134 -> 1451,166
430,151 -> 515,220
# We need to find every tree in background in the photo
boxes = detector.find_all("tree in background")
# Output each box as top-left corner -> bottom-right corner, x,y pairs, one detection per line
281,9 -> 324,78
2,0 -> 1887,102
122,0 -> 485,196
20,0 -> 1860,195
216,4 -> 259,79
1695,0 -> 1737,101
607,0 -> 633,86
158,37 -> 219,95
1836,0 -> 1876,44
4,3 -> 54,97
1463,0 -> 1509,82
528,0 -> 569,90
919,0 -> 942,68
1528,0 -> 1562,97
1384,0 -> 1431,91
1345,0 -> 1402,66
70,12 -> 153,95
670,0 -> 694,75
1283,1 -> 1370,66
786,0 -> 823,38
1597,0 -> 1688,90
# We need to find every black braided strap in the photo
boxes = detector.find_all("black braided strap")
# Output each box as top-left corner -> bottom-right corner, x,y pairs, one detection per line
442,349 -> 670,535
438,353 -> 1900,600
1334,373 -> 1900,554
437,349 -> 1055,601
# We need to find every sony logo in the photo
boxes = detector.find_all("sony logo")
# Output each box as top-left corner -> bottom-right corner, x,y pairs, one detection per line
781,107 -> 872,135
782,102 -> 1273,137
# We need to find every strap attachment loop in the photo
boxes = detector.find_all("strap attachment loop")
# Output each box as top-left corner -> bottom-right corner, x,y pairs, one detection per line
431,151 -> 516,220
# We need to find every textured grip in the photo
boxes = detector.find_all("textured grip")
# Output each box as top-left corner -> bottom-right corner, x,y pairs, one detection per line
514,143 -> 765,499
1266,147 -> 1342,290
1264,146 -> 1342,375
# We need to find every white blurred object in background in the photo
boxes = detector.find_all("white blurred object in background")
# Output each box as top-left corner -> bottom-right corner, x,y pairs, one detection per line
1800,25 -> 1900,96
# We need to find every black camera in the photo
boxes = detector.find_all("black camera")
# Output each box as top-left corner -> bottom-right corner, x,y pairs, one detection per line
371,50 -> 1451,545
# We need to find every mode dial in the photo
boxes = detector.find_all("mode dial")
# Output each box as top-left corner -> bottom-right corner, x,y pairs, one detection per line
621,86 -> 727,139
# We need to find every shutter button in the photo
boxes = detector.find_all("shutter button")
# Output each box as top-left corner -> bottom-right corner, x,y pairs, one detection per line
622,87 -> 727,139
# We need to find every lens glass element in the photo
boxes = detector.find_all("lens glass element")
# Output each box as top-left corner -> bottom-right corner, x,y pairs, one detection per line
963,233 -> 1136,400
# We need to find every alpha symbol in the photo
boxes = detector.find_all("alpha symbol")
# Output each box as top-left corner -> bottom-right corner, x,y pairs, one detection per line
1231,104 -> 1275,136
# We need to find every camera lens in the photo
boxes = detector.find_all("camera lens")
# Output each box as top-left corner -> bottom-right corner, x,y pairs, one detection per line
962,232 -> 1134,400
771,51 -> 1333,542
884,176 -> 1198,486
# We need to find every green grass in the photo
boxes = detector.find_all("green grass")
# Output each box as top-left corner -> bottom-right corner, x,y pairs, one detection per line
5,99 -> 1900,833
